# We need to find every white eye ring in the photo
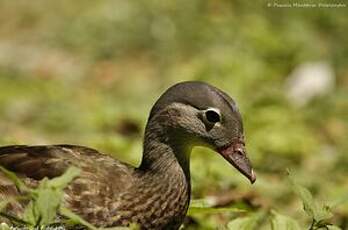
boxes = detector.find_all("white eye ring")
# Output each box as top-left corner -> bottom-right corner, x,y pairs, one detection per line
203,108 -> 221,124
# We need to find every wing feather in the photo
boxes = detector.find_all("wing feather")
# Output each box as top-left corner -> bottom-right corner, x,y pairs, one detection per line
0,144 -> 135,226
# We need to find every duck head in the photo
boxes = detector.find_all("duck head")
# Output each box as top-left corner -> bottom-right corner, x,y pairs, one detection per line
144,81 -> 256,184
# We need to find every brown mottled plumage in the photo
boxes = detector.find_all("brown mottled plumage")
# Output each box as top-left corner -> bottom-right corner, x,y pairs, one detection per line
0,81 -> 255,229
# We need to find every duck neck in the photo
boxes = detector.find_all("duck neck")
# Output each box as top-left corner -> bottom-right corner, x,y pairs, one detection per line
139,120 -> 192,181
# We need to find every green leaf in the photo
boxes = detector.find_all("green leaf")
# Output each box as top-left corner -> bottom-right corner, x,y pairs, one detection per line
330,193 -> 348,209
188,198 -> 245,215
315,205 -> 333,222
188,207 -> 245,215
35,179 -> 64,226
327,225 -> 342,230
0,196 -> 29,212
23,201 -> 37,226
35,167 -> 80,226
0,199 -> 12,212
22,166 -> 81,226
0,223 -> 10,230
189,199 -> 212,208
227,213 -> 262,230
59,206 -> 98,230
287,170 -> 333,222
270,210 -> 301,230
127,224 -> 140,230
227,217 -> 257,230
48,167 -> 81,189
0,166 -> 30,193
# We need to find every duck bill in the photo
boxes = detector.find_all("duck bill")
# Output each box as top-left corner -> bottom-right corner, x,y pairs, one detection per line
218,141 -> 256,184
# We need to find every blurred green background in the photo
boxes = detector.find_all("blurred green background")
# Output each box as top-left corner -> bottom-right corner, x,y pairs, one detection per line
0,0 -> 347,229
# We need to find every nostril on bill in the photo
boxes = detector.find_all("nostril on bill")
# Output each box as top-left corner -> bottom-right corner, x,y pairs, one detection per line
235,148 -> 244,156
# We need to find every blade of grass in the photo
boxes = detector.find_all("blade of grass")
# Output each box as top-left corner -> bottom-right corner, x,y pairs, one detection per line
59,206 -> 98,230
0,166 -> 30,193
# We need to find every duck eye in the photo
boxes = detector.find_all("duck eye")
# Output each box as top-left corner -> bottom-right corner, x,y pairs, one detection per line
204,109 -> 221,123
